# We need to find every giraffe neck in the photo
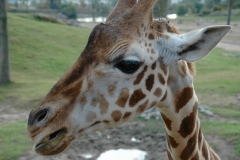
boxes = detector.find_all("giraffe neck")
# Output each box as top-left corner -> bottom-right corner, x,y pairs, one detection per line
158,89 -> 220,160
156,62 -> 220,160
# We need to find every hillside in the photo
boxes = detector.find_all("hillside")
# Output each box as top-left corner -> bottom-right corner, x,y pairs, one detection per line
0,13 -> 91,108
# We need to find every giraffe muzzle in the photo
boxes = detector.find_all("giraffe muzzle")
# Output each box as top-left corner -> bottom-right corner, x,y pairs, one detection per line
34,128 -> 73,156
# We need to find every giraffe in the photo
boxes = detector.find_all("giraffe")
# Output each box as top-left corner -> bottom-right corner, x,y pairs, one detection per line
27,0 -> 231,159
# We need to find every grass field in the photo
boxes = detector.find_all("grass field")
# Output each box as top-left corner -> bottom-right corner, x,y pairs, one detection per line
0,13 -> 91,107
0,13 -> 239,159
0,122 -> 31,160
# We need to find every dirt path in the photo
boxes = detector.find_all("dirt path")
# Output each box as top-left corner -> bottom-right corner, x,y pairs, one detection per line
0,103 -> 29,125
217,42 -> 240,52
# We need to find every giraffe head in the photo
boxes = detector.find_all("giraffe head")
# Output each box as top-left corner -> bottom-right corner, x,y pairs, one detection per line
27,0 -> 230,156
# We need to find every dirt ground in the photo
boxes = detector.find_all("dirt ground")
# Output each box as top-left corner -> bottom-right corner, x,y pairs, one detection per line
1,97 -> 239,160
15,118 -> 240,160
1,20 -> 240,160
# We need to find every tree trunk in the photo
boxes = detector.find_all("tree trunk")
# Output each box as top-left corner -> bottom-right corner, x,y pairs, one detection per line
0,0 -> 10,84
227,0 -> 233,25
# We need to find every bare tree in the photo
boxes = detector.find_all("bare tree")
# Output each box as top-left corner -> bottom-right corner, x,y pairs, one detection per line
0,0 -> 10,84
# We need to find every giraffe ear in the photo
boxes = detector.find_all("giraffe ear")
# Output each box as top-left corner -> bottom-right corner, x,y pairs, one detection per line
178,25 -> 231,62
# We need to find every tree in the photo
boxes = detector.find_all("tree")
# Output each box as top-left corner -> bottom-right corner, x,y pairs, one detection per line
153,0 -> 171,17
60,3 -> 77,19
177,4 -> 187,16
0,0 -> 10,84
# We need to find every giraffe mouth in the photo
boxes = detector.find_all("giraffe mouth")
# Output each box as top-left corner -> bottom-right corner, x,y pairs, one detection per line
34,128 -> 73,155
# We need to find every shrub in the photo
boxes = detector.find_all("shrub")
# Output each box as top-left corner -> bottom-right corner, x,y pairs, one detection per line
177,5 -> 187,16
213,5 -> 222,11
199,9 -> 212,16
60,3 -> 77,19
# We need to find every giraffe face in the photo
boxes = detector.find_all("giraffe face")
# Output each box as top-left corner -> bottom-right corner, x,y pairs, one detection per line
27,0 -> 231,156
27,21 -> 170,155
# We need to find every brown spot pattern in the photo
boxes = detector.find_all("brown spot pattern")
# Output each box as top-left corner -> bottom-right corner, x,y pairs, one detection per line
88,80 -> 93,89
95,71 -> 105,77
158,73 -> 166,84
151,62 -> 156,70
115,88 -> 130,108
86,111 -> 96,122
154,87 -> 162,97
161,112 -> 172,131
167,135 -> 179,148
160,64 -> 168,75
91,97 -> 98,107
174,87 -> 194,113
151,48 -> 156,54
146,74 -> 154,91
108,82 -> 117,97
178,102 -> 198,138
180,131 -> 197,160
137,100 -> 148,114
91,95 -> 109,114
150,101 -> 157,108
129,89 -> 146,107
148,33 -> 155,40
167,76 -> 173,86
111,110 -> 122,122
134,66 -> 147,85
123,112 -> 131,120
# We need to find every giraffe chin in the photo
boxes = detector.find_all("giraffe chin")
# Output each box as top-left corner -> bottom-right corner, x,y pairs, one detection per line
34,128 -> 74,156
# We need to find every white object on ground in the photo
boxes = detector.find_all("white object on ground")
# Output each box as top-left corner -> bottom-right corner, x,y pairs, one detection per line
97,149 -> 147,160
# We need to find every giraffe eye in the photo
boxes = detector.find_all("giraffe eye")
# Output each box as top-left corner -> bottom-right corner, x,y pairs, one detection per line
115,60 -> 142,74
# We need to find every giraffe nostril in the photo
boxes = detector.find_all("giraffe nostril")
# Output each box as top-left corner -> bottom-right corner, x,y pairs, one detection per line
33,108 -> 49,125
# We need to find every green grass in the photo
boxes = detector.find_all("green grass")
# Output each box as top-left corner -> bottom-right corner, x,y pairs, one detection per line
0,13 -> 91,108
210,108 -> 240,119
195,48 -> 240,96
202,121 -> 240,156
0,122 -> 31,160
135,117 -> 165,132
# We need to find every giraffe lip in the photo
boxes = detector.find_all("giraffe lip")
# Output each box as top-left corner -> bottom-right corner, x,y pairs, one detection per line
35,128 -> 69,155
